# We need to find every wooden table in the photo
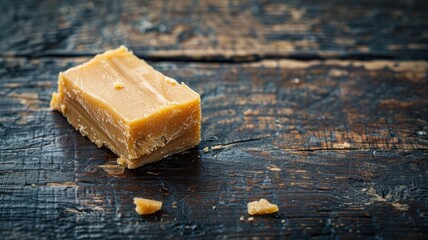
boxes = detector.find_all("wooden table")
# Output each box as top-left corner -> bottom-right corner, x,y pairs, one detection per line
1,0 -> 427,239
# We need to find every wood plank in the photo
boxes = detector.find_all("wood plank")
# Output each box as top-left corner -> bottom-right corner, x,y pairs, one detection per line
2,58 -> 427,151
0,58 -> 427,238
1,0 -> 428,60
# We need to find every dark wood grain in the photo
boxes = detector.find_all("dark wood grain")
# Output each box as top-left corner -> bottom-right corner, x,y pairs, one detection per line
1,0 -> 428,238
1,0 -> 428,61
1,57 -> 427,239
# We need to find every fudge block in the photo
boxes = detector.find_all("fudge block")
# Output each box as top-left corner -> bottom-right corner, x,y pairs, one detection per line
50,46 -> 201,169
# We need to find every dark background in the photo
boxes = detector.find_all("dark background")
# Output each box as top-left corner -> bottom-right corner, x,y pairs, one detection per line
1,0 -> 427,239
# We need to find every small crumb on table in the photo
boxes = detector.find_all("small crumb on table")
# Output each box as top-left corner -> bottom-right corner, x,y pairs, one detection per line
113,82 -> 124,89
268,165 -> 281,172
247,198 -> 279,215
133,197 -> 162,215
117,157 -> 125,165
203,146 -> 209,153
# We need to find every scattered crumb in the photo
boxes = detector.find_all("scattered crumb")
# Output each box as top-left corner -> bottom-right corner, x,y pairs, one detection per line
333,142 -> 351,149
212,206 -> 216,210
133,198 -> 162,215
31,184 -> 36,188
248,217 -> 254,222
247,199 -> 279,215
113,82 -> 124,89
172,201 -> 177,208
240,216 -> 245,221
117,157 -> 125,165
203,147 -> 209,153
281,219 -> 286,223
290,78 -> 300,84
268,165 -> 281,172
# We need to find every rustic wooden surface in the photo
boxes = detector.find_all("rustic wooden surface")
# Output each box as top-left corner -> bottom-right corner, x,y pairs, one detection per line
2,0 -> 428,60
1,0 -> 428,239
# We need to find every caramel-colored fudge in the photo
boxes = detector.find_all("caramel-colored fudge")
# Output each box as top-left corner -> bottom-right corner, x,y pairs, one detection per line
247,199 -> 279,215
133,198 -> 162,215
50,46 -> 201,169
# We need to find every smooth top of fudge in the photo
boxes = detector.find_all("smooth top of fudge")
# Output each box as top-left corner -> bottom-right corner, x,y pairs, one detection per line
61,46 -> 199,122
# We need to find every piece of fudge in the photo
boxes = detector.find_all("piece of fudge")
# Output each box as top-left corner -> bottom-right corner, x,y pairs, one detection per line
247,199 -> 279,215
50,46 -> 201,169
133,198 -> 162,215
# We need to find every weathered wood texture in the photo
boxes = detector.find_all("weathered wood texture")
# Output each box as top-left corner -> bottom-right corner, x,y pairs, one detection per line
1,0 -> 428,239
1,58 -> 427,239
1,0 -> 428,60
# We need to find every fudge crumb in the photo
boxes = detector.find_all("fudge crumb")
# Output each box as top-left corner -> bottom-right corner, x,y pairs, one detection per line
268,165 -> 281,172
133,197 -> 162,215
203,147 -> 209,153
247,199 -> 279,215
291,78 -> 300,84
113,82 -> 124,89
117,157 -> 125,165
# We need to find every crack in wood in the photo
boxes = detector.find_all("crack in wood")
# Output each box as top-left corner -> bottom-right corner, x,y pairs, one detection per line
5,50 -> 428,62
204,137 -> 269,151
283,147 -> 428,152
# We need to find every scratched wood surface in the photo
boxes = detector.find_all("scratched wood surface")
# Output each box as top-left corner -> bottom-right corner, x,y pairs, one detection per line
1,0 -> 428,239
1,0 -> 428,60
